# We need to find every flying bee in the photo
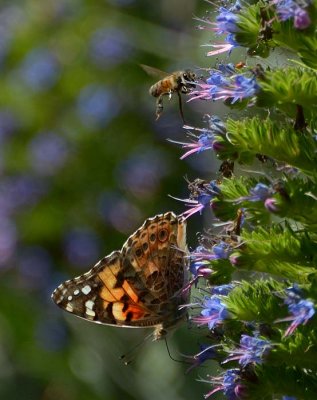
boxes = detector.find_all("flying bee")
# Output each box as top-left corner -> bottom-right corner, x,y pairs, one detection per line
140,64 -> 196,124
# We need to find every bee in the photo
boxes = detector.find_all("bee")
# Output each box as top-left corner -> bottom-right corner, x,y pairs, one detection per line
140,64 -> 196,124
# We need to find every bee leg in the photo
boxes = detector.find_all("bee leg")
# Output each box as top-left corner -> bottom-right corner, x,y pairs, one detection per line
155,95 -> 164,120
177,91 -> 186,124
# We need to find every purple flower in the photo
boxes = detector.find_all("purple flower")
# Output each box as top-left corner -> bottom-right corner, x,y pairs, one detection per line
274,0 -> 311,29
216,8 -> 239,34
64,228 -> 101,268
20,48 -> 60,91
207,115 -> 227,134
282,397 -> 297,400
77,84 -> 121,128
28,131 -> 69,176
294,7 -> 311,29
174,180 -> 220,219
205,369 -> 246,399
264,197 -> 280,213
205,33 -> 239,57
192,295 -> 230,329
235,183 -> 273,203
212,284 -> 235,296
186,344 -> 219,373
284,299 -> 315,335
190,70 -> 259,103
169,131 -> 215,159
276,286 -> 315,336
225,335 -> 272,367
90,27 -> 133,69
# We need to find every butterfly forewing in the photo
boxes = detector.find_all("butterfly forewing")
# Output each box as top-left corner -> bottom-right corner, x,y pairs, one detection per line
52,212 -> 189,336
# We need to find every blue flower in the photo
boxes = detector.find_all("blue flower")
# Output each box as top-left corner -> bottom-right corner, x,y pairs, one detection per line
193,295 -> 230,329
225,334 -> 272,367
174,180 -> 220,219
205,369 -> 246,399
169,131 -> 215,159
186,344 -> 219,373
216,8 -> 239,34
211,284 -> 235,296
276,285 -> 315,335
190,69 -> 259,103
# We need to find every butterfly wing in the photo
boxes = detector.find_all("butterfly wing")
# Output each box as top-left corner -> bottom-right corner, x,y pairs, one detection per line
52,212 -> 189,331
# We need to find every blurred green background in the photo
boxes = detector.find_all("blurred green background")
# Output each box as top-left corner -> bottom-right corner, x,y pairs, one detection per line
0,1 -> 224,399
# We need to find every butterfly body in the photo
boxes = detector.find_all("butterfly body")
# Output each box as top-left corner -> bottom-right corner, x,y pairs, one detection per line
52,212 -> 189,341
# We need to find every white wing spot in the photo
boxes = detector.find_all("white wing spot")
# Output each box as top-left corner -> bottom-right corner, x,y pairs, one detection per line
74,289 -> 80,295
86,309 -> 96,318
85,299 -> 95,311
66,303 -> 73,312
82,285 -> 92,295
68,295 -> 73,301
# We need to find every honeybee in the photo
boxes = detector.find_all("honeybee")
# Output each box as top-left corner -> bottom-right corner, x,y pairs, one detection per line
140,64 -> 196,124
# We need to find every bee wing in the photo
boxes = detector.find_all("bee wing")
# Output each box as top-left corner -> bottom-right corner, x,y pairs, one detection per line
140,64 -> 170,79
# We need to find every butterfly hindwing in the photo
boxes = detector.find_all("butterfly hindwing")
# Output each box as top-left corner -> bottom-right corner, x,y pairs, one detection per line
52,212 -> 189,335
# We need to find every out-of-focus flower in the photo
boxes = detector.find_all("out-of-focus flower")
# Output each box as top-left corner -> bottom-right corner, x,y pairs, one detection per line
0,175 -> 47,216
77,84 -> 121,128
107,0 -> 135,6
18,246 -> 53,289
64,228 -> 101,268
0,216 -> 17,269
35,319 -> 68,351
90,27 -> 133,69
204,369 -> 246,399
28,131 -> 69,176
225,334 -> 272,367
0,109 -> 19,142
115,147 -> 169,199
274,0 -> 311,29
98,191 -> 142,234
192,295 -> 230,329
20,48 -> 60,91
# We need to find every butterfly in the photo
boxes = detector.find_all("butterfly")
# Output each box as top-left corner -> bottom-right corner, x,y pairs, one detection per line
51,212 -> 189,341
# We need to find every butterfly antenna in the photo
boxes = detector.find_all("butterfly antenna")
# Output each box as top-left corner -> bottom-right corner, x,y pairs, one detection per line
119,331 -> 153,365
164,339 -> 191,365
